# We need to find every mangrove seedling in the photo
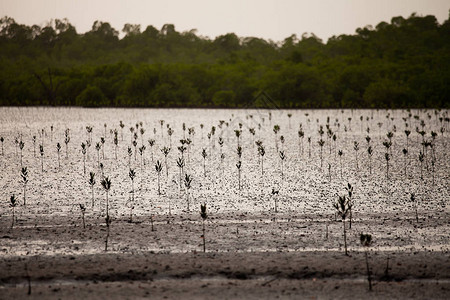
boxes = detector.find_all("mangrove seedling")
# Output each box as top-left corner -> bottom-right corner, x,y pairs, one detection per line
402,148 -> 408,177
360,233 -> 373,291
273,125 -> 280,151
81,143 -> 86,175
202,148 -> 207,177
200,203 -> 208,252
279,151 -> 286,179
333,194 -> 352,255
79,204 -> 86,229
411,193 -> 418,222
236,160 -> 242,190
39,144 -> 44,172
101,176 -> 112,221
234,129 -> 241,147
318,139 -> 325,169
139,145 -> 146,168
21,167 -> 28,205
0,136 -> 4,155
155,160 -> 163,195
161,146 -> 170,177
64,129 -> 70,159
127,146 -> 132,167
307,137 -> 312,158
298,128 -> 304,156
258,145 -> 265,175
176,157 -> 185,189
367,146 -> 374,175
89,171 -> 96,207
405,130 -> 411,151
10,194 -> 18,229
353,141 -> 360,170
184,173 -> 193,211
56,142 -> 61,169
148,139 -> 155,162
345,183 -> 354,229
95,142 -> 101,167
19,140 -> 24,167
272,188 -> 279,212
129,168 -> 136,222
418,151 -> 424,179
385,153 -> 390,179
100,137 -> 106,159
338,150 -> 343,178
113,131 -> 119,159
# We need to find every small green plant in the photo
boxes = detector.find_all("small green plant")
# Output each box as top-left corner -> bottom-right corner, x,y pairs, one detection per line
384,152 -> 390,179
21,167 -> 28,206
273,125 -> 280,151
418,151 -> 424,180
95,142 -> 101,167
155,160 -> 163,195
10,194 -> 18,229
333,193 -> 352,256
200,203 -> 208,252
338,150 -> 343,178
100,137 -> 106,159
271,188 -> 279,212
360,233 -> 373,291
402,148 -> 408,178
298,127 -> 304,156
89,171 -> 96,207
176,157 -> 185,189
367,146 -> 374,175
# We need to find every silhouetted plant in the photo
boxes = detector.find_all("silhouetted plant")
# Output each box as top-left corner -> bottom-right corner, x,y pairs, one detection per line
385,152 -> 390,179
234,129 -> 241,147
101,176 -> 112,227
132,139 -> 138,160
258,145 -> 265,175
167,127 -> 173,147
119,120 -> 125,141
273,125 -> 280,151
176,157 -> 184,189
113,131 -> 118,160
79,204 -> 86,229
155,160 -> 163,195
148,139 -> 155,162
405,130 -> 411,151
9,194 -> 18,229
271,188 -> 279,213
418,151 -> 424,179
129,168 -> 136,222
367,146 -> 374,175
81,142 -> 86,175
184,173 -> 192,211
161,146 -> 170,177
56,142 -> 61,169
307,137 -> 312,158
202,148 -> 207,177
21,167 -> 28,205
360,233 -> 373,291
89,171 -> 95,207
345,183 -> 354,228
338,150 -> 343,178
39,144 -> 44,172
353,141 -> 359,170
127,146 -> 132,167
298,127 -> 304,156
236,160 -> 242,190
19,140 -> 24,167
333,194 -> 352,255
0,136 -> 4,155
279,151 -> 286,179
200,203 -> 208,252
139,145 -> 146,169
64,129 -> 70,159
318,139 -> 325,169
411,193 -> 418,222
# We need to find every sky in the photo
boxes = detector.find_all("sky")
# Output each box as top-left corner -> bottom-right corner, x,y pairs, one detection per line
1,0 -> 449,42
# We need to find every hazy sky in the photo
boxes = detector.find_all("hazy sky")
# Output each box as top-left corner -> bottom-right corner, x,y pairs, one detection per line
1,0 -> 449,42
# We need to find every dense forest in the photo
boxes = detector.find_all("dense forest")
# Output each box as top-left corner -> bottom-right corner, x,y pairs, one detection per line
0,13 -> 449,108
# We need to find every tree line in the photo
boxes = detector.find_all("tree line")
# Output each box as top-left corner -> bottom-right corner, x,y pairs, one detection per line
0,13 -> 449,108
